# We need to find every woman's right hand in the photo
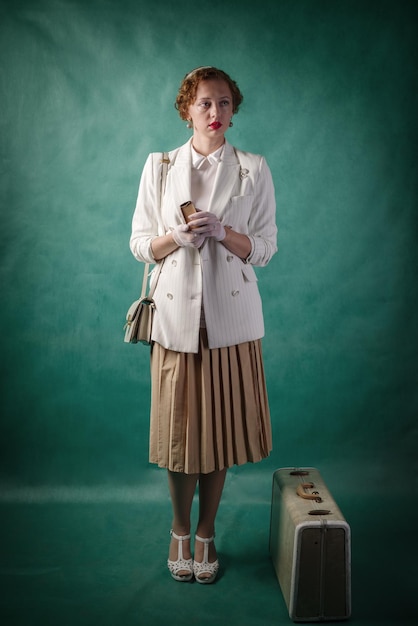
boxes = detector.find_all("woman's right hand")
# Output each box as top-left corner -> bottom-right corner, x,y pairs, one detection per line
171,224 -> 205,248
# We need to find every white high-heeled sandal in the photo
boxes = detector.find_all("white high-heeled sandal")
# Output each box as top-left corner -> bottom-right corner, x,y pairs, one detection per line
193,534 -> 219,584
167,530 -> 193,582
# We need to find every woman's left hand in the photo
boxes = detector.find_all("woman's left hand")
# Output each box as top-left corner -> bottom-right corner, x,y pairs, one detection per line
187,211 -> 226,241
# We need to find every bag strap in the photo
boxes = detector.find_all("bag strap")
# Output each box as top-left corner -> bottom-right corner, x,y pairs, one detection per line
140,152 -> 169,299
140,259 -> 150,300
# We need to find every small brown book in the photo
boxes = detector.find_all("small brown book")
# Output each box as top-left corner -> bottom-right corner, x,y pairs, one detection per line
180,200 -> 197,222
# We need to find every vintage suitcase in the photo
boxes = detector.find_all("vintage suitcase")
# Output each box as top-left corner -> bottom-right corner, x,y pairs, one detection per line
269,468 -> 351,622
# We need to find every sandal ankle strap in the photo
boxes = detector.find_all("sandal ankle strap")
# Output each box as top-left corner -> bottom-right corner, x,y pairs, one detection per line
170,529 -> 191,541
195,534 -> 215,544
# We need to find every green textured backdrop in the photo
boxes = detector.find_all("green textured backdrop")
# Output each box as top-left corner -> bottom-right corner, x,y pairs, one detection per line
1,0 -> 416,489
1,1 -> 417,624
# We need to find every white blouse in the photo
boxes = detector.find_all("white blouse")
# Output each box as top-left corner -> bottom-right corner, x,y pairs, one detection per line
191,144 -> 224,211
190,143 -> 225,328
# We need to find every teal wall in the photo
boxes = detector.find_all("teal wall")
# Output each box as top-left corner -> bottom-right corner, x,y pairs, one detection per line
1,0 -> 417,494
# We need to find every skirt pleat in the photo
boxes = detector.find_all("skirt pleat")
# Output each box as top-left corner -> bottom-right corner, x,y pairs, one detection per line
149,329 -> 272,474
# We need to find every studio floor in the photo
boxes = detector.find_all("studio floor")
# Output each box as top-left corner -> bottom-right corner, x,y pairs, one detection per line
0,466 -> 415,626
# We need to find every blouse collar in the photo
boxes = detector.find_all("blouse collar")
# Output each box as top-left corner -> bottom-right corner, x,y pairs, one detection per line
191,143 -> 224,170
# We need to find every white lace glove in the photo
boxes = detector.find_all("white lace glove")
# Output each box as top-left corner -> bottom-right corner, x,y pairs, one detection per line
172,223 -> 205,248
187,211 -> 226,241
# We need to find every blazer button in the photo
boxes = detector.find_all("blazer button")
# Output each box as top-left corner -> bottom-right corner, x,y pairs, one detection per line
226,255 -> 234,262
231,290 -> 239,297
167,293 -> 173,300
171,259 -> 177,266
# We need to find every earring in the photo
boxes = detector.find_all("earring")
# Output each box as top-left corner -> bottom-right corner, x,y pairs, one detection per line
186,120 -> 193,128
229,120 -> 233,127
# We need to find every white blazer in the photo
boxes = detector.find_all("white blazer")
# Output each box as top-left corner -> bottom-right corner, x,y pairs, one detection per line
130,139 -> 277,353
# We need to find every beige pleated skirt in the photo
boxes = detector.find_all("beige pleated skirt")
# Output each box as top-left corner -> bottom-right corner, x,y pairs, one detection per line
149,328 -> 272,474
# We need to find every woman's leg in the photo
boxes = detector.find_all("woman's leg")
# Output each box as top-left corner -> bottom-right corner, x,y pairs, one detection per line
167,470 -> 199,572
195,468 -> 227,567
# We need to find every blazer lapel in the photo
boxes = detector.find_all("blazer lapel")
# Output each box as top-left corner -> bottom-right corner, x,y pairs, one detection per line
166,140 -> 192,218
208,140 -> 241,217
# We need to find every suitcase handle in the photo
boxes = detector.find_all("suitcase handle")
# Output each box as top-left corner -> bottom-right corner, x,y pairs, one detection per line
296,482 -> 323,502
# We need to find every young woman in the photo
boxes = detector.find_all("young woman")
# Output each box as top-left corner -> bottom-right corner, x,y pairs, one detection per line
130,66 -> 277,583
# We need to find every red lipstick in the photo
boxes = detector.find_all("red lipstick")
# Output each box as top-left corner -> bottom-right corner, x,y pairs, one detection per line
209,122 -> 222,130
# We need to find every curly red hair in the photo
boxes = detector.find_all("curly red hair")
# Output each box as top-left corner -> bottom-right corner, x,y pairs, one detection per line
175,66 -> 244,121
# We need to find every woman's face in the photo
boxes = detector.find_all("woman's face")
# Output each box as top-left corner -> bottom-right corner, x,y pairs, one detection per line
187,79 -> 233,142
